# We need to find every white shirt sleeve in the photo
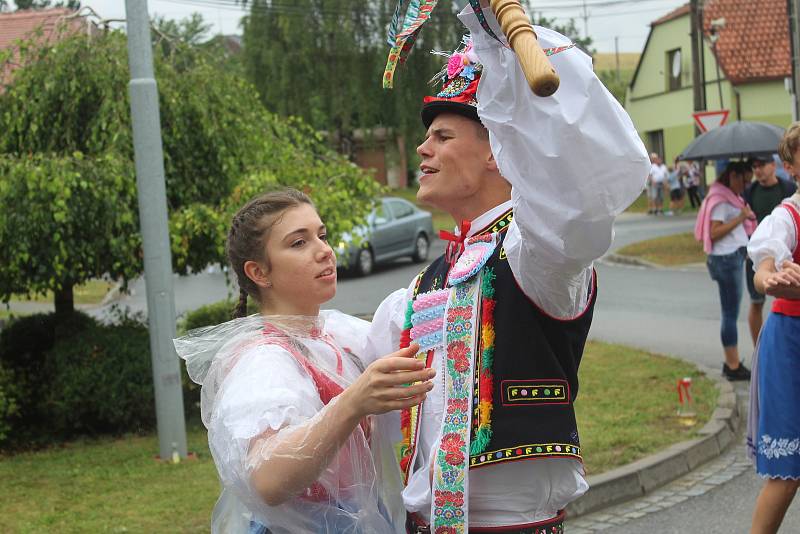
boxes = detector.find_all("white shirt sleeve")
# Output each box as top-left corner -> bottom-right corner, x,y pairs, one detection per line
711,202 -> 735,222
748,205 -> 797,270
212,345 -> 320,443
458,8 -> 650,318
363,287 -> 411,363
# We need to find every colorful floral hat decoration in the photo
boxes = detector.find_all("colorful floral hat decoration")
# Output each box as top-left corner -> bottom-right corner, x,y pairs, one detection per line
421,37 -> 483,128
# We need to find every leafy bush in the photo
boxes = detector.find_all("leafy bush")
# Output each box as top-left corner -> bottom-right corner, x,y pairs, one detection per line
43,321 -> 155,437
180,298 -> 259,333
0,312 -> 96,441
0,363 -> 19,445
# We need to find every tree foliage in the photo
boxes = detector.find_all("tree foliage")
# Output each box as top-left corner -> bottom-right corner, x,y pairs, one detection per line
0,23 -> 381,314
241,0 -> 464,159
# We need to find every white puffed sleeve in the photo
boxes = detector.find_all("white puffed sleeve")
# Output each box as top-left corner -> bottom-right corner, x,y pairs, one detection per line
748,205 -> 797,270
363,287 -> 411,362
458,6 -> 649,318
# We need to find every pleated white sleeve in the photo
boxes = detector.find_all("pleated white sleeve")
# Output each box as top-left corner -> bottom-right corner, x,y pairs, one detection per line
748,204 -> 797,270
459,6 -> 650,318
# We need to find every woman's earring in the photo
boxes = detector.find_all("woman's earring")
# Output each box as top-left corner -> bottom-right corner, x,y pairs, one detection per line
265,281 -> 272,288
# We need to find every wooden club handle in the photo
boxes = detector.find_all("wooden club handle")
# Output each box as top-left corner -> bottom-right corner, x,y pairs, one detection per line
489,0 -> 560,97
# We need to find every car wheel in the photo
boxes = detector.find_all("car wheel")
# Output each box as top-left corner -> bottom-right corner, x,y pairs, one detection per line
355,247 -> 374,276
412,233 -> 429,263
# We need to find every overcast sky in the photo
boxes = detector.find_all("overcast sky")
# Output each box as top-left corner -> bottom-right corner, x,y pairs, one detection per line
81,0 -> 689,53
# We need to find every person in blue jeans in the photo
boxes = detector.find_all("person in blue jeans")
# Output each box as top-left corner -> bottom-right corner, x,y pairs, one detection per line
698,162 -> 755,380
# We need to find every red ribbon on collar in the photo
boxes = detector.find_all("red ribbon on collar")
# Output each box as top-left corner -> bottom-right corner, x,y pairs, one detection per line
440,220 -> 471,264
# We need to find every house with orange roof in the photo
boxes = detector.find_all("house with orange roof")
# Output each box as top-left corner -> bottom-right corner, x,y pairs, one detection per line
626,0 -> 793,163
0,7 -> 90,88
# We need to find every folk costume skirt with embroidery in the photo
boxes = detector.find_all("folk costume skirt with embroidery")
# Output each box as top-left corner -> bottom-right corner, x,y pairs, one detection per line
751,312 -> 800,479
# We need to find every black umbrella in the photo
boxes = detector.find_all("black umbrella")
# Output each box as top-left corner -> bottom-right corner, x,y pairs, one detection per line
677,121 -> 785,161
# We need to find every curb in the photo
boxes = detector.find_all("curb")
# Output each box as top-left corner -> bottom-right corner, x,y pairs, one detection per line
566,367 -> 741,518
602,252 -> 706,272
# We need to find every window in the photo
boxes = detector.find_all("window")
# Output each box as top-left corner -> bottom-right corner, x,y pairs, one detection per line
388,199 -> 415,219
667,49 -> 682,91
647,130 -> 664,160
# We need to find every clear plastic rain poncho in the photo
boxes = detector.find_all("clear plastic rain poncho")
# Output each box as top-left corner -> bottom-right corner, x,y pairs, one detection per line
174,311 -> 405,534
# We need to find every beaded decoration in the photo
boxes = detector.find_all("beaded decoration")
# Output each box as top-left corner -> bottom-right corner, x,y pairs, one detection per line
410,288 -> 450,352
447,234 -> 497,286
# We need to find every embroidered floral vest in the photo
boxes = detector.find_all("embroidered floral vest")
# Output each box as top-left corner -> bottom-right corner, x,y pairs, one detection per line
400,210 -> 595,477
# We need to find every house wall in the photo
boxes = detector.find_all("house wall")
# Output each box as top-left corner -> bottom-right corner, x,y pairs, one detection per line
626,13 -> 793,164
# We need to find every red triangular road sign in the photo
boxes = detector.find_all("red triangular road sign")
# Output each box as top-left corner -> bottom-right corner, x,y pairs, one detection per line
692,110 -> 730,133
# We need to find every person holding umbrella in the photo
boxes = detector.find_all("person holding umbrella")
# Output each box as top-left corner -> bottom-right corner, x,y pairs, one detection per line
743,155 -> 796,347
695,161 -> 756,380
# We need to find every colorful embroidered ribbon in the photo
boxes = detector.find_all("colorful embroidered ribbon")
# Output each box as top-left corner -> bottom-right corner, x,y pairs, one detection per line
467,0 -> 503,44
440,220 -> 472,265
431,281 -> 480,534
383,0 -> 439,89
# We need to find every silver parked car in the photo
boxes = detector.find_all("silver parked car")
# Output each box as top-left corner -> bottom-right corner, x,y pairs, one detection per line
336,197 -> 435,276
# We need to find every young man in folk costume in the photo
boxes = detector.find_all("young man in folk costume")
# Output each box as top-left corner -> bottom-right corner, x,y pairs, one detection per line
367,5 -> 650,534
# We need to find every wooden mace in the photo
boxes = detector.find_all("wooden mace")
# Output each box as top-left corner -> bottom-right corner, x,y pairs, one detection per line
489,0 -> 560,97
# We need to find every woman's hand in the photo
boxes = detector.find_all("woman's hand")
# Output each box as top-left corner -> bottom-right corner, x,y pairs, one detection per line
340,343 -> 434,419
763,260 -> 800,296
740,205 -> 755,221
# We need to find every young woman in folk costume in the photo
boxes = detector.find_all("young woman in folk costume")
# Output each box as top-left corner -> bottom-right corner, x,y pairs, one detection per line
373,3 -> 649,533
747,124 -> 800,534
175,189 -> 434,534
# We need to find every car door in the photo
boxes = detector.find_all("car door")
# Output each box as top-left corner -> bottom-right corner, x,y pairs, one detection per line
385,199 -> 418,256
369,201 -> 395,260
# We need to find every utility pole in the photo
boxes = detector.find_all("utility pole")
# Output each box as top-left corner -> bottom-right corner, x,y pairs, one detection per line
582,0 -> 589,40
124,0 -> 187,462
789,0 -> 800,121
690,0 -> 707,136
615,36 -> 621,83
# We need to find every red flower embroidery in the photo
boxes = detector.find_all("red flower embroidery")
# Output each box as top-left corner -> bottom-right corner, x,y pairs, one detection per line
448,340 -> 470,372
440,432 -> 466,466
434,489 -> 465,507
435,527 -> 458,534
447,398 -> 468,414
440,433 -> 464,454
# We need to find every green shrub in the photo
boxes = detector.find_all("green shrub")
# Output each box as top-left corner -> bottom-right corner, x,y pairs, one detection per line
0,312 -> 96,443
0,363 -> 19,445
179,298 -> 258,333
43,321 -> 155,437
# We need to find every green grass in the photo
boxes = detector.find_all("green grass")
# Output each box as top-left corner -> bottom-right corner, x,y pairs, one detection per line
625,192 -> 700,215
576,341 -> 717,475
0,424 -> 218,533
10,280 -> 115,306
0,342 -> 716,530
388,187 -> 453,233
616,232 -> 705,267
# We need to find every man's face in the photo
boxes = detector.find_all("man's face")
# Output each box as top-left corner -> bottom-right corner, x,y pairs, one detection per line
752,159 -> 777,185
416,113 -> 493,211
783,148 -> 800,180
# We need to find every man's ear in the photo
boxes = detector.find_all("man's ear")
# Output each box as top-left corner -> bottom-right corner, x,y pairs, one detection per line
243,260 -> 271,290
487,150 -> 499,173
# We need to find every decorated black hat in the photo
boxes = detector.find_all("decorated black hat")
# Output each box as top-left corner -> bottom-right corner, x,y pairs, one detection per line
421,38 -> 482,129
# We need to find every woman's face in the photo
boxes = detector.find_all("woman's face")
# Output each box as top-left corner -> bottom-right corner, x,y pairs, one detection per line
728,172 -> 745,195
258,203 -> 337,316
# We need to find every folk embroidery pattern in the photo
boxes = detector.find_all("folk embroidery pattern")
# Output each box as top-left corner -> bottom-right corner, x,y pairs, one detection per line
432,282 -> 478,534
758,435 -> 800,460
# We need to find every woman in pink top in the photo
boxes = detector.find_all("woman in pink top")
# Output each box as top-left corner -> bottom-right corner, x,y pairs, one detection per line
696,162 -> 757,381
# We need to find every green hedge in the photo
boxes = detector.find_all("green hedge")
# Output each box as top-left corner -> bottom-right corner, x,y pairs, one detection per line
179,297 -> 258,333
0,312 -> 202,450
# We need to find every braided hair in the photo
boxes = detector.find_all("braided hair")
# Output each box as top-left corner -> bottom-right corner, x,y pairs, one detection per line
226,188 -> 313,318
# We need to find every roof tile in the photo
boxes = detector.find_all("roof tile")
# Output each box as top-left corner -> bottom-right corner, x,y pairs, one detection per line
703,0 -> 790,84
